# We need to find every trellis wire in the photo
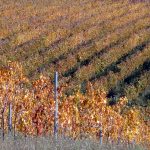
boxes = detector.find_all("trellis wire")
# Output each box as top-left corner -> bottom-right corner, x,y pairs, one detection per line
2,72 -> 104,145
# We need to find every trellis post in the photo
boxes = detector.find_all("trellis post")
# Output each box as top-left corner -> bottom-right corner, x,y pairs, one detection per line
2,111 -> 4,141
8,102 -> 12,134
99,125 -> 103,145
54,72 -> 58,140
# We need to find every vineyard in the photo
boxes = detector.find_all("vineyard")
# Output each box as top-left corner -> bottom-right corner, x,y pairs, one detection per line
0,62 -> 150,147
1,0 -> 150,106
0,0 -> 150,149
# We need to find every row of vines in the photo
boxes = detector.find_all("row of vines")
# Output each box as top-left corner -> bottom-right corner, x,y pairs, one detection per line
0,62 -> 149,148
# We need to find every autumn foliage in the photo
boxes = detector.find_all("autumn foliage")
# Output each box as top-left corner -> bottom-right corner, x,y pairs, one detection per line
0,62 -> 149,147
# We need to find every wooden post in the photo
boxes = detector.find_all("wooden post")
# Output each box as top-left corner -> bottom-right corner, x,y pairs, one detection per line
1,101 -> 7,141
2,112 -> 4,141
8,103 -> 12,134
54,72 -> 58,139
99,125 -> 103,145
13,112 -> 17,140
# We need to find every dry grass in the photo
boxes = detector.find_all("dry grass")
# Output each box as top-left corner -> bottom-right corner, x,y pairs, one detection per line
0,134 -> 147,150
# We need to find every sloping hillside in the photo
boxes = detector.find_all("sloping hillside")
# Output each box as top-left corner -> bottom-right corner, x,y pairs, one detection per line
0,0 -> 150,106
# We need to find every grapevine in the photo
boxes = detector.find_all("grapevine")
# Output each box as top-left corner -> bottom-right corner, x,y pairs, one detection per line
0,62 -> 149,148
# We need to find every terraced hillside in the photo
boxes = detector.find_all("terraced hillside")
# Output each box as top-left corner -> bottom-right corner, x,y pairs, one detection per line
0,0 -> 150,106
